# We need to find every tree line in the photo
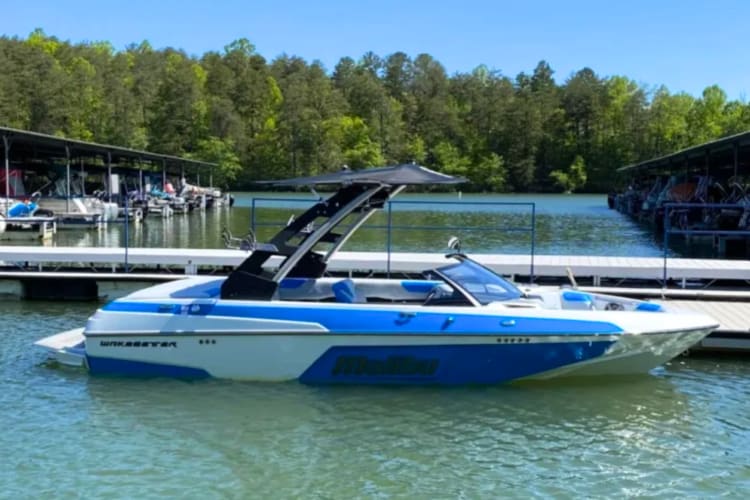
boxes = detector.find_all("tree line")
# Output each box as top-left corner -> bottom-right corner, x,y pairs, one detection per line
1,29 -> 749,192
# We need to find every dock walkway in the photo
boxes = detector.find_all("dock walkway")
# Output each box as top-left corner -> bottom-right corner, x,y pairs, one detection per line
1,246 -> 750,285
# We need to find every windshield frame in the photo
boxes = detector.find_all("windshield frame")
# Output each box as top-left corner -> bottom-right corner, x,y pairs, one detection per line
432,256 -> 524,306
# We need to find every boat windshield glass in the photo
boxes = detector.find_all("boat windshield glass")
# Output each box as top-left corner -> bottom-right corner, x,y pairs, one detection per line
438,259 -> 523,305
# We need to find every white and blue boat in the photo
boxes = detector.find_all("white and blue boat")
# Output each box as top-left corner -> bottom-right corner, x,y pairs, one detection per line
36,164 -> 718,384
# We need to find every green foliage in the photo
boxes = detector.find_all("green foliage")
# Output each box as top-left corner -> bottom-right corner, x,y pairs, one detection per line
0,31 -> 748,192
405,136 -> 426,164
550,155 -> 587,193
322,115 -> 384,169
432,141 -> 470,177
188,136 -> 241,186
472,153 -> 506,191
646,87 -> 693,155
688,85 -> 727,144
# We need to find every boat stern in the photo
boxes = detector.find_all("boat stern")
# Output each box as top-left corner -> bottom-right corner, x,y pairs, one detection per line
34,327 -> 87,368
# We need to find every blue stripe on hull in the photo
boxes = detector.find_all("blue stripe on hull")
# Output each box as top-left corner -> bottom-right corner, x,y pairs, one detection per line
87,356 -> 211,379
102,301 -> 622,335
299,341 -> 615,385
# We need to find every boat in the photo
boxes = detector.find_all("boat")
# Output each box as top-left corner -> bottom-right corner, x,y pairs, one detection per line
31,170 -> 119,227
35,164 -> 719,384
0,193 -> 57,241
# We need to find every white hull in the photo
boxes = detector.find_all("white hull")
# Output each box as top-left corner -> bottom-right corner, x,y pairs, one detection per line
1,217 -> 56,240
38,324 -> 714,383
35,327 -> 86,367
524,327 -> 712,379
38,198 -> 118,222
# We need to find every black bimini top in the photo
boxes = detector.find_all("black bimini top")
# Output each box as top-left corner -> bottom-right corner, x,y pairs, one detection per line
261,163 -> 465,187
220,164 -> 464,300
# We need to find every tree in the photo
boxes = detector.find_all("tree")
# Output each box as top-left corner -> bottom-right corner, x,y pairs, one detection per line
1,30 -> 748,194
646,86 -> 693,156
148,51 -> 208,154
127,41 -> 164,147
0,38 -> 28,127
333,55 -> 406,162
550,155 -> 587,193
271,56 -> 345,177
410,54 -> 458,151
431,141 -> 470,178
322,115 -> 384,168
99,51 -> 145,147
687,85 -> 727,144
529,61 -> 565,188
189,136 -> 241,187
562,68 -> 604,154
17,30 -> 70,133
472,152 -> 506,191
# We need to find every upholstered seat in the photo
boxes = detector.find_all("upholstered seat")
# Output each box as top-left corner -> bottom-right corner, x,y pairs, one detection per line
332,279 -> 365,303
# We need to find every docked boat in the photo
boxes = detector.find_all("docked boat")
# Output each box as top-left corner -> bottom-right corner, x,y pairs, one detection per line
36,164 -> 719,384
35,173 -> 119,227
0,194 -> 57,240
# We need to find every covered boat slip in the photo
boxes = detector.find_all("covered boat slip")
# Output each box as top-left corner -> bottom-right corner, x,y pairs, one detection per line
0,126 -> 218,225
620,130 -> 750,180
615,130 -> 750,258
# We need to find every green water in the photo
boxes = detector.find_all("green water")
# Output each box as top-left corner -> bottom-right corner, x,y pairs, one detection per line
2,300 -> 749,497
46,192 -> 667,257
3,193 -> 749,497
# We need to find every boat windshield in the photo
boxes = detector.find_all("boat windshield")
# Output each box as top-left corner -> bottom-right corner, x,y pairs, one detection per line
437,258 -> 523,305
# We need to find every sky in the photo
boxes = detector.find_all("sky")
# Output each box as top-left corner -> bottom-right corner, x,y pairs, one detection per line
3,0 -> 749,100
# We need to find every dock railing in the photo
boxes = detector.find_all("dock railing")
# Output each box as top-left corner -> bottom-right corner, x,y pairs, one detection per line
250,197 -> 537,282
662,201 -> 750,285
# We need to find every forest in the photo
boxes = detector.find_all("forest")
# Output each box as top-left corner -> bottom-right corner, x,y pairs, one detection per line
1,29 -> 749,192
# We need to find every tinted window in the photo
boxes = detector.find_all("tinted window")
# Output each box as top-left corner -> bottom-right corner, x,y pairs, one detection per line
439,259 -> 522,304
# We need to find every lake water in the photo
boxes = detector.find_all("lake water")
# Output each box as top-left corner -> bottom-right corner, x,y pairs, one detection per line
46,192 -> 669,257
3,193 -> 749,497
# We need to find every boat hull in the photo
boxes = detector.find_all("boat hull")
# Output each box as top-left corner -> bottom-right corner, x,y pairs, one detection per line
77,327 -> 712,385
524,327 -> 711,379
35,278 -> 719,385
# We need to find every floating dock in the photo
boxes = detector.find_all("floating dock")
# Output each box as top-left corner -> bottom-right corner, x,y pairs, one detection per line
1,217 -> 56,240
0,246 -> 748,353
2,246 -> 749,283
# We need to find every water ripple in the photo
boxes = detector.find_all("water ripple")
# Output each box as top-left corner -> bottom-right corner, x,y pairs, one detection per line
1,303 -> 749,497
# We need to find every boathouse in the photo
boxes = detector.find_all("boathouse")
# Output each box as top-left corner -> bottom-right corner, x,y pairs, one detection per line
0,126 -> 217,206
615,130 -> 750,258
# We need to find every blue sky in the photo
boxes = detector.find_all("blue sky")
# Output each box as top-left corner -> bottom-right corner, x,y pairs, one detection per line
3,0 -> 749,100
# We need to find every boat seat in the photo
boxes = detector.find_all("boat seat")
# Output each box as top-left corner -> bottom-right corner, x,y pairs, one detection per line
332,278 -> 366,303
423,283 -> 466,306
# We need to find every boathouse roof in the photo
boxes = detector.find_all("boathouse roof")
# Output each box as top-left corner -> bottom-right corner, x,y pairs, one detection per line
0,126 -> 217,170
618,130 -> 750,175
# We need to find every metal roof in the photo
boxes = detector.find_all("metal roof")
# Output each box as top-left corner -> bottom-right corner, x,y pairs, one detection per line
618,130 -> 750,173
260,163 -> 465,186
0,126 -> 217,169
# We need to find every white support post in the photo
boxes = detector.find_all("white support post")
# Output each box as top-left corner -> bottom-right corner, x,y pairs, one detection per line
80,157 -> 85,196
3,135 -> 10,201
65,145 -> 71,213
107,151 -> 112,201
